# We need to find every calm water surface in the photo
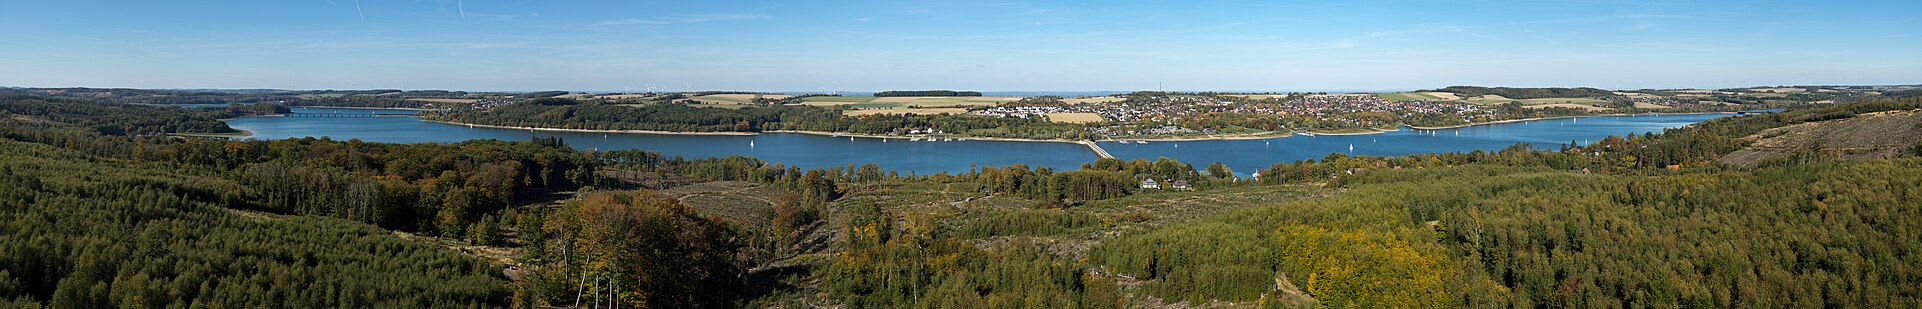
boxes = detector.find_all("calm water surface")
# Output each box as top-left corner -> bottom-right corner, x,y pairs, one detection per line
228,108 -> 1736,175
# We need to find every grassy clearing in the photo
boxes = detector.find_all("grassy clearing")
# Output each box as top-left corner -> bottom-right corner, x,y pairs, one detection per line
1460,94 -> 1517,105
1377,93 -> 1428,101
661,181 -> 790,230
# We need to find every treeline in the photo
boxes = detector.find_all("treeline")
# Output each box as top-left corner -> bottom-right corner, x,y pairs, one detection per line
1099,158 -> 1922,307
873,90 -> 983,97
1435,86 -> 1615,99
0,138 -> 506,308
0,95 -> 285,135
518,191 -> 742,308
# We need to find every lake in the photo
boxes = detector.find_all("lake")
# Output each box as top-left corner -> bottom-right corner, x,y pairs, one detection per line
227,108 -> 1737,175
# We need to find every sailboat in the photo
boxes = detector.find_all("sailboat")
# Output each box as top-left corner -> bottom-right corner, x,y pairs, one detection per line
749,140 -> 755,148
1348,143 -> 1354,154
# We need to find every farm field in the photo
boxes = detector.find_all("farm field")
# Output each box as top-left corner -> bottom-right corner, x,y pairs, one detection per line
1379,91 -> 1463,101
1046,112 -> 1105,123
691,93 -> 793,104
800,96 -> 1016,109
1063,96 -> 1126,104
844,107 -> 969,116
1460,94 -> 1517,105
1633,102 -> 1673,109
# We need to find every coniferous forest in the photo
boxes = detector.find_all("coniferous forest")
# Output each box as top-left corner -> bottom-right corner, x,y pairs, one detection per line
1,93 -> 1920,308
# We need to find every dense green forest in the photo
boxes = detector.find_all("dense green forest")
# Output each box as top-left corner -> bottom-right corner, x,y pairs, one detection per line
0,133 -> 506,308
0,94 -> 284,135
3,92 -> 1920,308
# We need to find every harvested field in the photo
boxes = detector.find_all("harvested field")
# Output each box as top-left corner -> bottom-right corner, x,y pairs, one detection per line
1046,112 -> 1105,123
844,108 -> 968,116
1632,102 -> 1673,109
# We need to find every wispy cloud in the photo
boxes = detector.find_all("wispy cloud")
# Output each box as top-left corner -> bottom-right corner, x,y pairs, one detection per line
596,14 -> 766,26
1017,9 -> 1052,16
853,16 -> 879,22
1360,25 -> 1470,39
297,40 -> 532,50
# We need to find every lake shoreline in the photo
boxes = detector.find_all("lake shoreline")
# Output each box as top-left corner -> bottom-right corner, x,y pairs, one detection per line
405,111 -> 1735,142
423,120 -> 760,136
1407,112 -> 1737,130
294,106 -> 445,111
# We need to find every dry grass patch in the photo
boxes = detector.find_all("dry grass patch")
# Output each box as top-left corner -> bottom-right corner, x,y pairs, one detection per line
1419,92 -> 1461,100
1063,97 -> 1126,104
1632,102 -> 1673,109
1046,112 -> 1105,124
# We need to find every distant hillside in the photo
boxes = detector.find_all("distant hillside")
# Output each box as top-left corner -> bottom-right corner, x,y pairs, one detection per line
1433,86 -> 1614,99
1719,109 -> 1922,167
873,90 -> 983,97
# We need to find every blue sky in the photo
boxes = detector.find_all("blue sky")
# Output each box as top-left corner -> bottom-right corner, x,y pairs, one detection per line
2,0 -> 1917,92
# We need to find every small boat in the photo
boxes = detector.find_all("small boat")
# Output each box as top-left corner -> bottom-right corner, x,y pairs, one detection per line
910,138 -> 920,141
749,140 -> 755,147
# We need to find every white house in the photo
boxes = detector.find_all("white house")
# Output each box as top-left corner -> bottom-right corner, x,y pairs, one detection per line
1139,178 -> 1160,189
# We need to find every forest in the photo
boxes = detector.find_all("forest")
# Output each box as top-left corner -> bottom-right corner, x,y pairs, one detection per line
2,92 -> 1920,307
